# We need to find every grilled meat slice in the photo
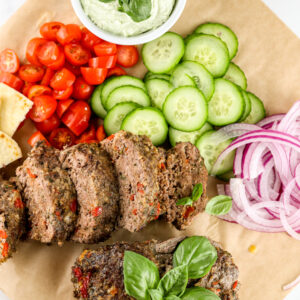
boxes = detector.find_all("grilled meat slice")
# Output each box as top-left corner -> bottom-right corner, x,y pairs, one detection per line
71,237 -> 239,300
60,143 -> 119,243
16,142 -> 77,244
0,179 -> 25,263
101,131 -> 162,232
161,142 -> 208,229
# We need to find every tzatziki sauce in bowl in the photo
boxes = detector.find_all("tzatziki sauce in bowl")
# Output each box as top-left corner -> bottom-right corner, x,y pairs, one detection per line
71,0 -> 187,45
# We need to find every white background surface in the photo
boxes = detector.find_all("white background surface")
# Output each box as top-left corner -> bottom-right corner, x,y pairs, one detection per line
0,0 -> 299,299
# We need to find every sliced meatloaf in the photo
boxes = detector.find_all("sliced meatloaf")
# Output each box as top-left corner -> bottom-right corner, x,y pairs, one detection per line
0,179 -> 25,263
71,237 -> 239,300
60,143 -> 119,243
16,142 -> 77,244
101,131 -> 162,232
162,142 -> 208,229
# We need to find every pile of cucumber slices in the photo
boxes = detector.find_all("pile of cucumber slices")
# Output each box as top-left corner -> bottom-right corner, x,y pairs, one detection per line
90,22 -> 266,177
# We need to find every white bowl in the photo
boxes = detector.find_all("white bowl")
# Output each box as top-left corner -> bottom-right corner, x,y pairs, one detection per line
71,0 -> 187,45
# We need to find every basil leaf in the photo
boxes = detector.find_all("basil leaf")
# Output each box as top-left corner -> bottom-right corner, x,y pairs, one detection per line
173,236 -> 217,279
99,0 -> 115,2
123,251 -> 160,300
157,265 -> 188,297
176,197 -> 193,206
205,195 -> 232,216
192,183 -> 203,202
148,289 -> 164,300
181,287 -> 221,300
118,0 -> 152,22
165,296 -> 181,300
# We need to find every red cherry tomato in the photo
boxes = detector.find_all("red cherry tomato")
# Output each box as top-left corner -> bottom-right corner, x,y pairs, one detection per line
53,85 -> 74,100
61,101 -> 91,136
22,82 -> 34,97
28,95 -> 57,122
94,42 -> 117,56
49,127 -> 76,150
88,55 -> 117,69
46,48 -> 65,70
81,67 -> 107,85
19,64 -> 45,83
76,124 -> 96,144
40,22 -> 64,41
96,125 -> 106,142
81,28 -> 102,50
37,41 -> 60,66
50,68 -> 75,91
27,85 -> 52,100
35,113 -> 60,134
64,44 -> 91,66
27,131 -> 49,147
0,71 -> 24,91
107,66 -> 126,77
116,45 -> 139,68
56,99 -> 74,118
0,49 -> 20,73
56,24 -> 82,45
72,76 -> 94,100
64,61 -> 81,76
40,68 -> 55,86
26,38 -> 47,67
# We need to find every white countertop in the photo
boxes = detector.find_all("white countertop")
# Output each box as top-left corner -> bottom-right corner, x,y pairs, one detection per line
0,1 -> 299,299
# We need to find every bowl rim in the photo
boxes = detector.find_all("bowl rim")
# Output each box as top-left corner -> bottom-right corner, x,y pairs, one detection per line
71,0 -> 187,45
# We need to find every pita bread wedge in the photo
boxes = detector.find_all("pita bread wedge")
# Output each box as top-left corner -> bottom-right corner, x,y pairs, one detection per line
0,130 -> 22,168
0,83 -> 33,137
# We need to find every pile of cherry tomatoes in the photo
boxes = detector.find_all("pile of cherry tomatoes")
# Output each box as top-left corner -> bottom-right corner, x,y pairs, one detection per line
0,21 -> 139,149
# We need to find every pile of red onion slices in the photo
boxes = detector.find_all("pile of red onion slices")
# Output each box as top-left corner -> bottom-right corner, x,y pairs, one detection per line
213,101 -> 300,240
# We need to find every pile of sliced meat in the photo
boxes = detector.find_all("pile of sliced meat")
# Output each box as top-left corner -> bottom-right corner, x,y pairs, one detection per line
0,131 -> 208,262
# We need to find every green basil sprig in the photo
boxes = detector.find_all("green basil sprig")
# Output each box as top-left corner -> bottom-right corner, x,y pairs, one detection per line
181,287 -> 221,300
98,0 -> 115,3
123,251 -> 159,300
176,183 -> 203,206
205,195 -> 232,215
118,0 -> 152,22
173,236 -> 217,279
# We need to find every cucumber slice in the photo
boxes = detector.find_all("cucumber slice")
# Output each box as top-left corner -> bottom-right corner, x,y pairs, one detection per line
121,107 -> 168,146
243,92 -> 266,124
90,85 -> 107,119
104,102 -> 140,136
207,79 -> 244,126
217,170 -> 235,182
144,71 -> 171,82
105,86 -> 150,110
142,32 -> 185,74
169,122 -> 213,147
196,130 -> 235,175
101,75 -> 146,107
184,34 -> 230,77
145,79 -> 173,110
239,90 -> 252,121
170,61 -> 214,101
195,22 -> 238,59
223,62 -> 247,89
163,86 -> 207,132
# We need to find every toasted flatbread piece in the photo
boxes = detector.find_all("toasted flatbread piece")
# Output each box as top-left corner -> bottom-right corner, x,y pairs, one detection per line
0,130 -> 22,168
0,83 -> 32,137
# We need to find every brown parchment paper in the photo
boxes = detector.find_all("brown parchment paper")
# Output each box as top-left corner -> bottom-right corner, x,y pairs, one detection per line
0,0 -> 300,299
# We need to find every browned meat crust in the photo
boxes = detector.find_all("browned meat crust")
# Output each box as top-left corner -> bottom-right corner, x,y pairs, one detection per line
71,237 -> 239,300
60,143 -> 119,243
0,179 -> 25,263
16,142 -> 77,244
159,142 -> 208,229
101,131 -> 162,232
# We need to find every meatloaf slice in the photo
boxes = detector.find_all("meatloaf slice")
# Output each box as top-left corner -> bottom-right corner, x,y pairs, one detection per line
0,179 -> 25,263
71,237 -> 239,300
101,131 -> 162,232
163,142 -> 208,229
60,143 -> 119,243
16,142 -> 77,244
